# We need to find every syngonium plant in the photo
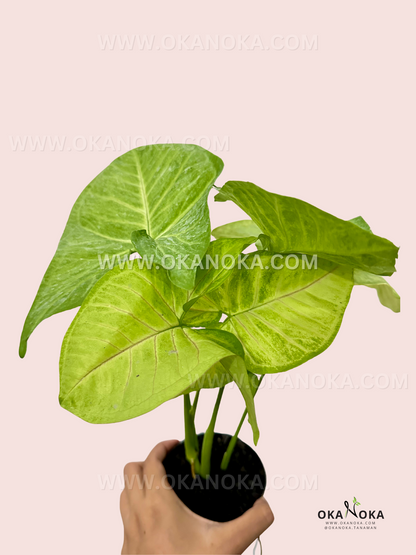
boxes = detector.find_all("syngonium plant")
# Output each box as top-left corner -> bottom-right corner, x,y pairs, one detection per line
19,144 -> 400,478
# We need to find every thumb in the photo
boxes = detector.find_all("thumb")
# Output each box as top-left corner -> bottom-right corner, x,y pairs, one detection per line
220,497 -> 274,553
144,439 -> 179,478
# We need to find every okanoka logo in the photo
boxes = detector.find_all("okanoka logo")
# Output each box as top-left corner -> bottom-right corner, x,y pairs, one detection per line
344,496 -> 361,518
318,497 -> 385,520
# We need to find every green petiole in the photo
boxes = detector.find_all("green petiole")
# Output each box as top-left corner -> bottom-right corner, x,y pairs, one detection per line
200,387 -> 225,478
221,375 -> 265,470
183,393 -> 200,477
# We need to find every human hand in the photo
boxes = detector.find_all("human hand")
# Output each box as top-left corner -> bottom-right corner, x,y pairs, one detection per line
120,439 -> 274,554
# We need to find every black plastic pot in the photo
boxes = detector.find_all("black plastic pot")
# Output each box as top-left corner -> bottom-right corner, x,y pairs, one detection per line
163,432 -> 266,522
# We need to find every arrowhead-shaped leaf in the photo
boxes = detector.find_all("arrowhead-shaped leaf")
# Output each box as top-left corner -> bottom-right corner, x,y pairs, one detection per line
20,144 -> 223,357
215,181 -> 399,276
130,189 -> 211,290
189,254 -> 354,374
354,269 -> 400,313
183,356 -> 260,443
179,296 -> 223,327
212,220 -> 267,250
212,219 -> 262,239
221,357 -> 260,443
180,236 -> 257,325
59,264 -> 252,425
348,216 -> 400,313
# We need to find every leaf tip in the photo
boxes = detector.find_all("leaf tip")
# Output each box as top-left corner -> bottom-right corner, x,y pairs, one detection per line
19,338 -> 27,358
250,420 -> 260,445
213,190 -> 226,203
58,392 -> 71,412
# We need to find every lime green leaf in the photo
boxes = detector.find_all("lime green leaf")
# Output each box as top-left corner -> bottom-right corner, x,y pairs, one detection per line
181,237 -> 257,322
222,357 -> 259,444
248,371 -> 261,396
183,364 -> 258,393
256,234 -> 271,251
211,219 -> 272,252
59,264 -> 245,424
354,269 -> 400,313
215,181 -> 398,276
183,356 -> 259,444
196,254 -> 354,374
130,190 -> 212,290
212,219 -> 262,239
189,237 -> 257,299
182,360 -> 234,392
212,219 -> 267,251
180,296 -> 223,327
349,216 -> 400,312
349,216 -> 372,232
20,144 -> 223,357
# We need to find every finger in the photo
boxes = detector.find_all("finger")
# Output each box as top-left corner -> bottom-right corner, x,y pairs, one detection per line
120,489 -> 129,520
123,462 -> 143,495
219,497 -> 274,553
123,462 -> 143,480
146,439 -> 179,463
144,439 -> 179,478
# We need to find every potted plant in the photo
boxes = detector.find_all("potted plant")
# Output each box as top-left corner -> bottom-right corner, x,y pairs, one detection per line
19,144 -> 400,523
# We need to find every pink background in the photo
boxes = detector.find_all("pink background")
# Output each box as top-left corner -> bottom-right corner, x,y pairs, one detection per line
1,1 -> 414,553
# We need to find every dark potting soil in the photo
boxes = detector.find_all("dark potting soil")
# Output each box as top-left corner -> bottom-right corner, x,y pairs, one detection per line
163,433 -> 266,522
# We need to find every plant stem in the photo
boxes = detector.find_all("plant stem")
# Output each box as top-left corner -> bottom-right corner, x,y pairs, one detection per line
220,409 -> 246,470
189,390 -> 200,418
183,394 -> 200,477
220,375 -> 265,470
200,387 -> 225,478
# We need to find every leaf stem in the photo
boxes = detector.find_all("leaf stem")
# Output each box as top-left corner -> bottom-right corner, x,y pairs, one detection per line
190,390 -> 200,419
183,394 -> 200,477
200,387 -> 225,478
221,375 -> 264,470
220,410 -> 246,470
